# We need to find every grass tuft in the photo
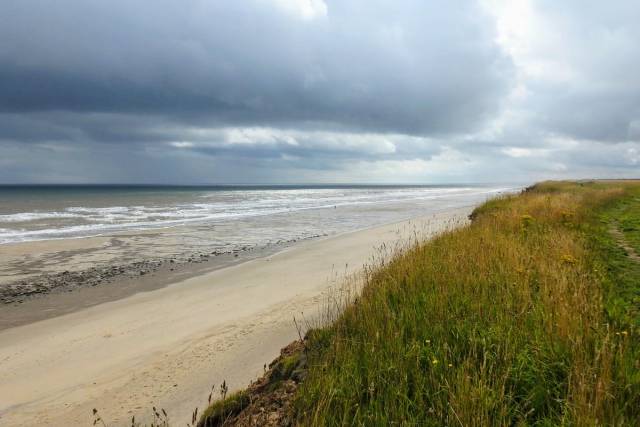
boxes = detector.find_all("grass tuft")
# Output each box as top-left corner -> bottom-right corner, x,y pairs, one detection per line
197,390 -> 250,427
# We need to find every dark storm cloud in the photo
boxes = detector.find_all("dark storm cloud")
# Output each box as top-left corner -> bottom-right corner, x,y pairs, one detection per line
0,0 -> 511,137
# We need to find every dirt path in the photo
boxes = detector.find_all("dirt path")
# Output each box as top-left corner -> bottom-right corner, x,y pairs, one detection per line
610,224 -> 640,263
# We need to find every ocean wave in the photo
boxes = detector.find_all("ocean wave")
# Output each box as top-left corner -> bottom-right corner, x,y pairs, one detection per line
0,211 -> 83,223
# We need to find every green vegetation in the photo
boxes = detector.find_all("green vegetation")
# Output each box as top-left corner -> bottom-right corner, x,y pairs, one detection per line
592,185 -> 640,332
609,191 -> 640,254
294,181 -> 640,426
197,390 -> 250,427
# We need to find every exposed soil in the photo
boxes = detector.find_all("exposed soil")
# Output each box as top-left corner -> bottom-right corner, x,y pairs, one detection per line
198,340 -> 307,427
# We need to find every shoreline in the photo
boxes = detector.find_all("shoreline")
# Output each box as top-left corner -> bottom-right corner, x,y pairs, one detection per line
0,207 -> 472,426
0,204 -> 477,331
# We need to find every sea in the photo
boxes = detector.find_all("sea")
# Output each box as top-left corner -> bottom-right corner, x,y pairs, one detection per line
0,184 -> 519,246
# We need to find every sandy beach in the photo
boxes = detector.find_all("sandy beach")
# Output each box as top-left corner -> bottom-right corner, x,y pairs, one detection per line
0,208 -> 470,426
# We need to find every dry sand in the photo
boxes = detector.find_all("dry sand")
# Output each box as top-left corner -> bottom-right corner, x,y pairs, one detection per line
0,208 -> 470,426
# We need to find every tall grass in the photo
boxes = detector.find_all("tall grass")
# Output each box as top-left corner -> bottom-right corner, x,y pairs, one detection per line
295,181 -> 640,426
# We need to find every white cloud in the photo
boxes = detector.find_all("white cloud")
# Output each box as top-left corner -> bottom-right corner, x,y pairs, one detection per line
482,0 -> 576,83
502,147 -> 534,158
270,0 -> 327,20
170,141 -> 194,148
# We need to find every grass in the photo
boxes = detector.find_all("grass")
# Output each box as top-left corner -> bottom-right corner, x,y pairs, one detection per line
293,180 -> 640,426
197,389 -> 250,427
591,186 -> 640,334
607,192 -> 640,254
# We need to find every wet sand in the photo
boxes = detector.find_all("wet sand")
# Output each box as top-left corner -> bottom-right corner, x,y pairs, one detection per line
0,208 -> 470,426
0,239 -> 308,330
0,222 -> 330,327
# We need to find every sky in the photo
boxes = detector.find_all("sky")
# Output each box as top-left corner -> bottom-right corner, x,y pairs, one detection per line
0,0 -> 638,184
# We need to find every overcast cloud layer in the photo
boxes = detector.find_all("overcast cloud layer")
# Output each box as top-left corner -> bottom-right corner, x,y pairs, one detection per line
0,0 -> 638,184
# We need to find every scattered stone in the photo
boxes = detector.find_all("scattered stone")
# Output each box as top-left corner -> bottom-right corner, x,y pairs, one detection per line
0,236 -> 323,305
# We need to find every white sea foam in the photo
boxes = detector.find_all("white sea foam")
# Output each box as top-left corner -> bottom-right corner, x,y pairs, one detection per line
0,212 -> 84,222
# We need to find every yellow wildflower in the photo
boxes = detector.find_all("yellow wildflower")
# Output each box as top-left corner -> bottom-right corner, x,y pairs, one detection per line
521,214 -> 535,227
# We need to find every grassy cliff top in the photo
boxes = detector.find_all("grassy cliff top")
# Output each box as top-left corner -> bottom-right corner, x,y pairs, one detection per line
197,180 -> 640,426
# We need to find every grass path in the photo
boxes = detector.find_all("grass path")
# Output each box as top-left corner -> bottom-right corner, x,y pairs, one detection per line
610,224 -> 640,263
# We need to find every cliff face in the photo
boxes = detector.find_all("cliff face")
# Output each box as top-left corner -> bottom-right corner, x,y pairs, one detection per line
198,340 -> 306,427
